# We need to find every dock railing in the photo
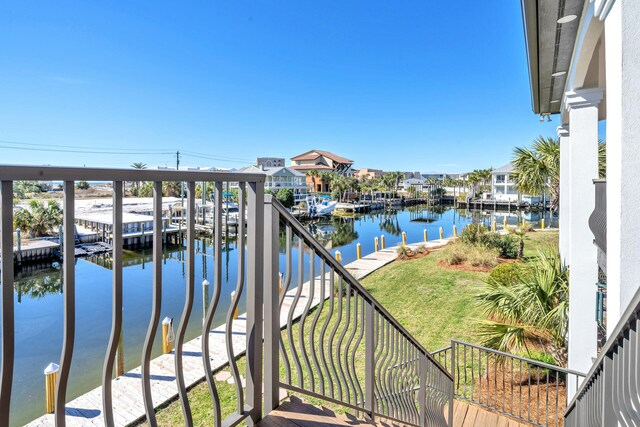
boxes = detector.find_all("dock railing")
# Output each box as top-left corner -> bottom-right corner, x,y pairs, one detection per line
432,340 -> 584,427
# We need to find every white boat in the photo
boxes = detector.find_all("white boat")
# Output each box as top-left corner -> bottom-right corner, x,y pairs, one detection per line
306,196 -> 338,217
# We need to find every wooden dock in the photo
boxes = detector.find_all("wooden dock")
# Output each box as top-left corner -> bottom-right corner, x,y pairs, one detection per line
25,239 -> 451,426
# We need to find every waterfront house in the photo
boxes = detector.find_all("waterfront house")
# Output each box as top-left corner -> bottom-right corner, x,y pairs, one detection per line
237,164 -> 308,204
489,162 -> 542,204
354,168 -> 384,180
256,157 -> 285,168
290,149 -> 354,191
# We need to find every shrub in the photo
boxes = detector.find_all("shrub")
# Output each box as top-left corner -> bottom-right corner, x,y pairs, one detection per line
76,180 -> 90,190
468,247 -> 500,268
489,263 -> 522,286
416,244 -> 428,254
275,188 -> 295,208
441,243 -> 468,265
396,244 -> 414,259
518,221 -> 534,232
460,223 -> 485,244
478,232 -> 519,259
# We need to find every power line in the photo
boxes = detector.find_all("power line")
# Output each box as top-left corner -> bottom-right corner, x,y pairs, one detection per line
0,139 -> 173,154
181,151 -> 254,165
0,144 -> 175,155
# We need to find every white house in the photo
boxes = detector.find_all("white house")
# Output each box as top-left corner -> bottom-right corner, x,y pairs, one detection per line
238,165 -> 308,204
489,162 -> 542,204
521,0 -> 640,402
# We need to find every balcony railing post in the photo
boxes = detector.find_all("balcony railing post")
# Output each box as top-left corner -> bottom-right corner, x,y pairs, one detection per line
263,195 -> 280,412
364,300 -> 375,421
418,353 -> 426,427
0,181 -> 15,426
448,340 -> 455,426
601,353 -> 615,425
246,180 -> 264,424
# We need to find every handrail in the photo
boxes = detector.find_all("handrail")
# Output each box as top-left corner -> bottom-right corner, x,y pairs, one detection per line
0,164 -> 265,183
434,339 -> 585,427
266,195 -> 453,426
565,273 -> 640,424
450,340 -> 585,377
269,197 -> 452,379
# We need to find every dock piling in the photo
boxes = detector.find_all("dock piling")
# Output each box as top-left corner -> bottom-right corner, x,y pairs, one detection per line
492,220 -> 497,232
439,227 -> 444,240
231,291 -> 239,319
380,235 -> 385,249
162,317 -> 173,354
453,225 -> 458,238
541,218 -> 545,229
335,250 -> 342,263
356,243 -> 362,260
374,237 -> 379,252
44,363 -> 59,414
401,231 -> 407,246
424,228 -> 428,242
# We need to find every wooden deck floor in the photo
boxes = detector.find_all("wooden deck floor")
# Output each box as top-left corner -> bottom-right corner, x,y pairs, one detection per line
259,397 -> 528,427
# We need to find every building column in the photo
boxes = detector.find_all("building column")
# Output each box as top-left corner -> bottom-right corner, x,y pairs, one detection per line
564,88 -> 602,386
557,125 -> 570,263
604,0 -> 640,333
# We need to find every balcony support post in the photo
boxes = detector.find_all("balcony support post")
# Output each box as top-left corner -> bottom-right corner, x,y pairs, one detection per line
557,125 -> 570,263
264,195 -> 280,412
564,88 -> 602,398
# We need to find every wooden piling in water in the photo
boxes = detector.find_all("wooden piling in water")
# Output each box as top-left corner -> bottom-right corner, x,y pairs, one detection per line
44,363 -> 59,414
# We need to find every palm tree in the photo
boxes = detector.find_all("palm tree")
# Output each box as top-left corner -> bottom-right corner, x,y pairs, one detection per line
513,136 -> 606,211
475,249 -> 569,366
13,200 -> 62,237
318,171 -> 335,193
306,170 -> 320,193
131,162 -> 147,195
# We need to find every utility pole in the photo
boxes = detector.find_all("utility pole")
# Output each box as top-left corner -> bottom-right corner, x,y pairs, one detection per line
177,150 -> 184,230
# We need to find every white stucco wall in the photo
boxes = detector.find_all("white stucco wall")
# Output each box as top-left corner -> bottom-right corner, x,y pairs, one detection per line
605,0 -> 640,333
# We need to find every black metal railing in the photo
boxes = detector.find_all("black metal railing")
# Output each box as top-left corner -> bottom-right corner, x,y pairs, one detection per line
565,279 -> 640,426
588,179 -> 606,254
264,196 -> 453,427
433,340 -> 584,427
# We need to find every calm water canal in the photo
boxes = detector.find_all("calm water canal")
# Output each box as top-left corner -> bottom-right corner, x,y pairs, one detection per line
9,205 -> 556,426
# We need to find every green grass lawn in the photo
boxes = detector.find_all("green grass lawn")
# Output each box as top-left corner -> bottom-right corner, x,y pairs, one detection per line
147,230 -> 559,425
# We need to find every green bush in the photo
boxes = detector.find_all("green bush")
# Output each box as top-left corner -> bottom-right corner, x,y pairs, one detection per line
441,242 -> 499,268
489,263 -> 522,286
460,223 -> 485,244
275,188 -> 294,208
441,243 -> 468,265
477,232 -> 519,259
76,180 -> 90,190
468,247 -> 500,268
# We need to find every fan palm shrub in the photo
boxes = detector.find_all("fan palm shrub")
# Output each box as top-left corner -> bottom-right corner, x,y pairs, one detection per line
475,249 -> 569,366
13,200 -> 63,238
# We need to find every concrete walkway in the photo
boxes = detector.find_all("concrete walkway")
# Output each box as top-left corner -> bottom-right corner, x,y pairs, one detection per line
26,239 -> 451,426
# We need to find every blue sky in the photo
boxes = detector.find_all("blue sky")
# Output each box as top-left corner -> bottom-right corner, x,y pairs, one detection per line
1,1 -> 574,172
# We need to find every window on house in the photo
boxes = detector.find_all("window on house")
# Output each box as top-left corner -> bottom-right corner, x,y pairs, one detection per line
496,175 -> 505,183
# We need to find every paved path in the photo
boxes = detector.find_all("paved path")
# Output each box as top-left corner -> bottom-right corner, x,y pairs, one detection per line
26,239 -> 450,426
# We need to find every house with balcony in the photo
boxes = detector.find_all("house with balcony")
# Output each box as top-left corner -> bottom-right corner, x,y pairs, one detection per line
237,164 -> 308,204
489,162 -> 543,204
290,149 -> 354,192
